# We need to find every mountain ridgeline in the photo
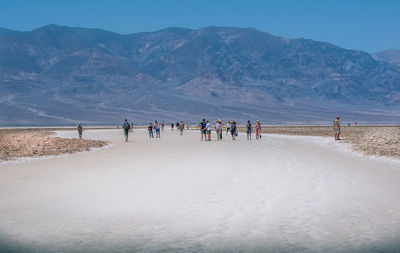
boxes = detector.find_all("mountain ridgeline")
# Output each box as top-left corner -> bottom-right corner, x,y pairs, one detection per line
1,25 -> 400,125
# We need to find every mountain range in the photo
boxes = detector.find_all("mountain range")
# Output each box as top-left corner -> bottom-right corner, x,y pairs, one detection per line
1,25 -> 400,125
372,49 -> 400,68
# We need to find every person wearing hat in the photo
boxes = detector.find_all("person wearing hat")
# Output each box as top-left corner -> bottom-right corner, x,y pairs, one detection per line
148,122 -> 154,138
333,116 -> 341,140
77,122 -> 83,139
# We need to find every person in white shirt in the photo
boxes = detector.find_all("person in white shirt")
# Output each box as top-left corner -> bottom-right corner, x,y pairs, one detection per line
226,121 -> 231,136
215,120 -> 221,140
206,121 -> 211,141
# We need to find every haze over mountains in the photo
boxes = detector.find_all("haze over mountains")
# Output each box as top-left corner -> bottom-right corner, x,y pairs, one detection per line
373,49 -> 400,68
1,25 -> 400,125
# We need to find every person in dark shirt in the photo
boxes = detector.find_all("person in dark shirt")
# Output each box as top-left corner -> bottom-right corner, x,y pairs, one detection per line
77,122 -> 83,139
122,119 -> 131,142
200,119 -> 207,141
148,122 -> 154,138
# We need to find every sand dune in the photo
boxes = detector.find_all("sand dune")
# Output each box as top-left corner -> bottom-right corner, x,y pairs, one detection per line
1,129 -> 400,252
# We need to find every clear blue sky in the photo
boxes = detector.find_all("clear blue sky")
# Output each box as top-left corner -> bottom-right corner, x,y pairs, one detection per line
0,0 -> 399,53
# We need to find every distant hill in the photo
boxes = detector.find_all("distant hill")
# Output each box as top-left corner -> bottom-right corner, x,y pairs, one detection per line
373,49 -> 400,68
1,25 -> 400,125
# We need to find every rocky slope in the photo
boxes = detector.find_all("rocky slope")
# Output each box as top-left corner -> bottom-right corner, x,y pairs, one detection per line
1,25 -> 400,125
373,49 -> 400,68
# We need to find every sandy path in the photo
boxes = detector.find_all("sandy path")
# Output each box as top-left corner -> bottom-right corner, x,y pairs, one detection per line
1,129 -> 400,252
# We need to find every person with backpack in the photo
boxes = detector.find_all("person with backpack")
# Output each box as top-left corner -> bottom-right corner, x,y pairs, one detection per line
77,122 -> 83,139
122,119 -> 131,142
246,120 -> 253,140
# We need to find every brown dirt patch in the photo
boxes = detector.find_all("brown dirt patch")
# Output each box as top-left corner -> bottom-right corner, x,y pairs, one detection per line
0,129 -> 108,162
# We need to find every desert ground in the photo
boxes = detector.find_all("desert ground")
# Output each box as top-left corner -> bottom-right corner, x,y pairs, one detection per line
238,125 -> 400,160
1,125 -> 399,162
1,128 -> 400,252
242,125 -> 400,159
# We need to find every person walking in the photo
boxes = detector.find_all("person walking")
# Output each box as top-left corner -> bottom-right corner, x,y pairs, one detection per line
77,122 -> 83,139
206,120 -> 212,141
171,123 -> 174,131
246,120 -> 253,140
122,119 -> 131,142
161,122 -> 165,132
255,120 -> 261,140
200,119 -> 207,141
219,120 -> 223,140
130,122 -> 134,133
334,116 -> 341,140
226,121 -> 231,136
215,120 -> 221,140
176,121 -> 180,131
179,121 -> 184,135
155,121 -> 161,138
231,121 -> 237,140
148,122 -> 154,138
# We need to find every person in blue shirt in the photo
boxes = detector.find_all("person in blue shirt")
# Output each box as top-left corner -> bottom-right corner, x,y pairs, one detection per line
77,122 -> 83,139
200,119 -> 207,141
246,120 -> 253,140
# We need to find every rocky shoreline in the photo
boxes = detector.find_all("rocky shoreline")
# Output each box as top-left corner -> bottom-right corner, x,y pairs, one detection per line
0,129 -> 108,162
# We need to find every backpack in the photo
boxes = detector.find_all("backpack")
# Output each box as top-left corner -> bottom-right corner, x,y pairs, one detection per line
123,122 -> 130,130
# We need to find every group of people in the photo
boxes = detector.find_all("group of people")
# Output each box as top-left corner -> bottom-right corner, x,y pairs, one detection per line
171,121 -> 186,134
198,119 -> 262,141
147,121 -> 162,138
77,116 -> 342,142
